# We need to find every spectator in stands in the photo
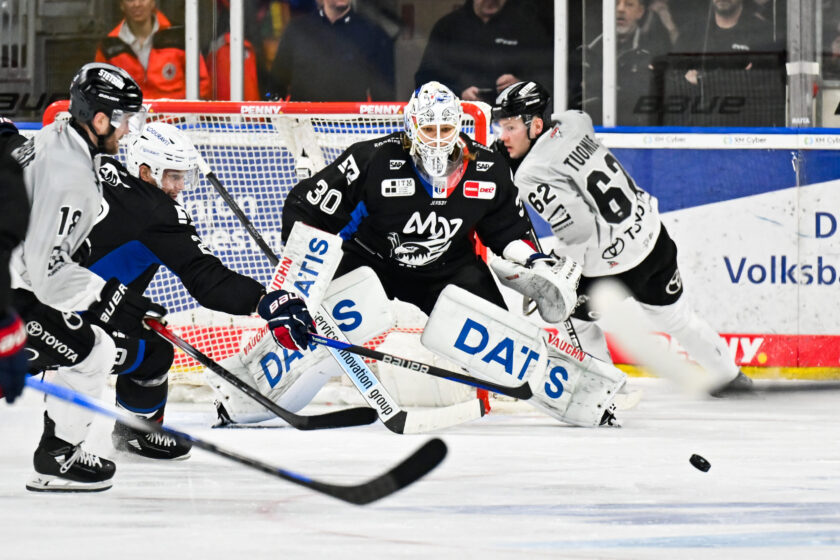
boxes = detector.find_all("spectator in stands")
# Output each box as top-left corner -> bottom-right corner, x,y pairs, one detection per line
414,0 -> 552,105
96,0 -> 211,99
678,0 -> 778,85
265,0 -> 394,101
207,0 -> 262,100
667,0 -> 784,126
645,1 -> 680,46
583,0 -> 673,125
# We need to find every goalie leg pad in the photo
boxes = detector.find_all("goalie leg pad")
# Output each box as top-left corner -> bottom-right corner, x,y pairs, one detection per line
205,330 -> 341,424
424,285 -> 625,426
529,348 -> 626,427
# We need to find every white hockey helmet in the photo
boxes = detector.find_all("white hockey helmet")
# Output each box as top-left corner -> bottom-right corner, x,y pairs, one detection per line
404,81 -> 463,178
127,122 -> 200,189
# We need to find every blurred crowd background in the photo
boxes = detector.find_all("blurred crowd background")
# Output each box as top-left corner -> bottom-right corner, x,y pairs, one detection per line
2,1 -> 839,127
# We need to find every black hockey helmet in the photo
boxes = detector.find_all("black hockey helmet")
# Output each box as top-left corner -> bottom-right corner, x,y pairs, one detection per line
492,81 -> 551,127
69,63 -> 143,126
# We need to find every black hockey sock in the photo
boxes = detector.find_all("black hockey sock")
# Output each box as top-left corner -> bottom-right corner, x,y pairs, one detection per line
115,375 -> 168,422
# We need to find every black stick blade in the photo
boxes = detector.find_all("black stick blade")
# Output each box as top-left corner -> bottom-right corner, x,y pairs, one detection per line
146,318 -> 376,430
313,438 -> 448,505
295,407 -> 378,430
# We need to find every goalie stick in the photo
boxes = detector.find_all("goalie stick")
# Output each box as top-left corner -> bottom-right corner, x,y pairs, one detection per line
145,318 -> 377,430
309,333 -> 533,400
25,377 -> 445,505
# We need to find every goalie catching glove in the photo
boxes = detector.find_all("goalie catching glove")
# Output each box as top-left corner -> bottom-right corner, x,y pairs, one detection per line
258,290 -> 315,351
491,252 -> 582,323
88,278 -> 167,335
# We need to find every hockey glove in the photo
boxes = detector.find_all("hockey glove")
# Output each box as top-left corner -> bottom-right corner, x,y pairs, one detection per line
0,312 -> 29,404
491,253 -> 582,323
88,278 -> 167,336
257,290 -> 314,351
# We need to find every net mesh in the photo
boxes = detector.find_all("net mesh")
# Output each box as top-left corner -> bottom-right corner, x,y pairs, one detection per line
48,101 -> 487,392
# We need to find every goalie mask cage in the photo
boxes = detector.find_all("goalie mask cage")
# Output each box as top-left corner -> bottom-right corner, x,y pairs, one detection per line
43,99 -> 496,408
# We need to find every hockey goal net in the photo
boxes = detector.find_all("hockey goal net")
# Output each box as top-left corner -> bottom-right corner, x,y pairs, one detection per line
43,100 -> 493,406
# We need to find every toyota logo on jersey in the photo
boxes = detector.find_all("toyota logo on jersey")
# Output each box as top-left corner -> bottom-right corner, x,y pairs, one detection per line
463,181 -> 496,199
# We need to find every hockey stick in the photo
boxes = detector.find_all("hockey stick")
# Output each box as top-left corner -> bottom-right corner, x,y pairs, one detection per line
197,157 -> 279,267
309,333 -> 533,400
25,377 -> 445,505
145,318 -> 377,430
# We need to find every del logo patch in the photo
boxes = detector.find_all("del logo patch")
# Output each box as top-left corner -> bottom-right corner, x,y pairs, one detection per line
463,181 -> 496,199
382,178 -> 415,197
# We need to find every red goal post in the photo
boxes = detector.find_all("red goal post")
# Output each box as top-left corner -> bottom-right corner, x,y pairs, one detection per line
42,99 -> 493,407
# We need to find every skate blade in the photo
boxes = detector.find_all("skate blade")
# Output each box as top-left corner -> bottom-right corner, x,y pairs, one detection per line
25,473 -> 112,493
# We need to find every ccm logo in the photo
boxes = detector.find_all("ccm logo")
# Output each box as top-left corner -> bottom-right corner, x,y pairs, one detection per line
463,181 -> 496,199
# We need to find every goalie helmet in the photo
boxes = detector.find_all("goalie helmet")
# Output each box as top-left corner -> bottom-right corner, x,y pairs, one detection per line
69,63 -> 144,133
404,81 -> 463,178
127,122 -> 200,190
492,81 -> 551,127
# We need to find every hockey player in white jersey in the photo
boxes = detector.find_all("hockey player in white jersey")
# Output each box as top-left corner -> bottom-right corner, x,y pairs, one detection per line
9,63 -> 166,492
492,81 -> 752,395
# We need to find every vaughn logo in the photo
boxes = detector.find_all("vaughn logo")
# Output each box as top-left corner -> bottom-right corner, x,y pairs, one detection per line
476,161 -> 494,172
389,159 -> 406,170
463,181 -> 496,199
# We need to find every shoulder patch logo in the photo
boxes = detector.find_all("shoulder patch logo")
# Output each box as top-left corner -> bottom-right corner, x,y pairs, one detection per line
382,178 -> 415,197
476,161 -> 494,172
389,159 -> 406,170
463,181 -> 496,199
98,162 -> 124,188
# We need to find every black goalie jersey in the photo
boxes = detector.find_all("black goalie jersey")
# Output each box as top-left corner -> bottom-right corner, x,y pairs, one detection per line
81,157 -> 265,316
282,132 -> 531,274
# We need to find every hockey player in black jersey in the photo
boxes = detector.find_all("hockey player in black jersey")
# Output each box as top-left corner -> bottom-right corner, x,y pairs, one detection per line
282,81 -> 579,316
80,121 -> 284,457
492,81 -> 753,395
0,118 -> 29,404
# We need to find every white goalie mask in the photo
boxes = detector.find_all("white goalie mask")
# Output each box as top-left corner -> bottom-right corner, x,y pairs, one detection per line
404,81 -> 463,178
127,122 -> 200,190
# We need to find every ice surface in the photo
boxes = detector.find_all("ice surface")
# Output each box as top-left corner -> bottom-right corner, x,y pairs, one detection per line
2,378 -> 839,559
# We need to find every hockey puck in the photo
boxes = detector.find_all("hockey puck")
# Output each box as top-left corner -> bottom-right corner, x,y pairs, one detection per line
689,454 -> 711,472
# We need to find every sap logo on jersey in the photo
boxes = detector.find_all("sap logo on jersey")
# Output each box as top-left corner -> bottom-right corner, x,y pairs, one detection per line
463,181 -> 496,199
475,161 -> 494,172
453,318 -> 541,381
389,160 -> 406,170
382,178 -> 415,197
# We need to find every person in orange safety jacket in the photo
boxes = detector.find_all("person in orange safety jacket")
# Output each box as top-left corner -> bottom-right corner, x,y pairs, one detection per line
95,1 -> 211,100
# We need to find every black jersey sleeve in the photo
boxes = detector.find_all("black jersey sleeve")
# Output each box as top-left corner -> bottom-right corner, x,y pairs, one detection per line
140,201 -> 265,315
472,150 -> 532,254
281,137 -> 381,243
0,130 -> 29,312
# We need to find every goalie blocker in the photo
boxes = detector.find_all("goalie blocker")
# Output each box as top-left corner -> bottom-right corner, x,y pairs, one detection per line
422,285 -> 626,426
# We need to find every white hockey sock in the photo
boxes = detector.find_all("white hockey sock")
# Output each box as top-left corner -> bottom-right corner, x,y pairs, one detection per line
45,325 -> 115,444
639,298 -> 739,384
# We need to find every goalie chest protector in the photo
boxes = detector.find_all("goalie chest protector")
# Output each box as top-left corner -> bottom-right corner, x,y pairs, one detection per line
283,132 -> 531,271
